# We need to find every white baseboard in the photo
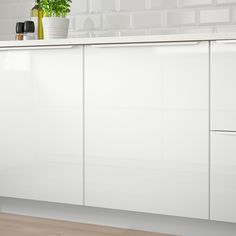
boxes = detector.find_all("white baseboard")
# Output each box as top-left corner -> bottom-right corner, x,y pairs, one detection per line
0,197 -> 236,236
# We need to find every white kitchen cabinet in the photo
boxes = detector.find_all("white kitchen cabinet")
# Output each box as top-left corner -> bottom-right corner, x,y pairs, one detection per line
85,42 -> 209,219
211,40 -> 236,223
211,132 -> 236,223
211,40 -> 236,131
0,46 -> 84,205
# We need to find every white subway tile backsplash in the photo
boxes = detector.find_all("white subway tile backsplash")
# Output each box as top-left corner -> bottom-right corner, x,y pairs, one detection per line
70,0 -> 88,15
217,0 -> 236,4
0,19 -> 18,35
150,0 -> 178,10
120,29 -> 147,36
200,8 -> 231,24
182,27 -> 214,34
8,2 -> 33,18
103,13 -> 131,29
234,7 -> 236,21
92,30 -> 118,37
182,0 -> 213,7
216,25 -> 236,31
0,34 -> 14,41
149,28 -> 180,35
90,0 -> 117,13
133,11 -> 162,28
68,16 -> 75,31
75,14 -> 102,31
1,0 -> 236,40
0,3 -> 10,19
166,10 -> 196,26
120,0 -> 147,11
68,31 -> 91,38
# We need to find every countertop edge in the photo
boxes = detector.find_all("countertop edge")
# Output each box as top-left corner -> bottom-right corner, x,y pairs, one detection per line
1,32 -> 236,47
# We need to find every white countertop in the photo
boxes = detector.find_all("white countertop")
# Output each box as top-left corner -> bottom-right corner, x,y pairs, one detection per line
1,32 -> 236,48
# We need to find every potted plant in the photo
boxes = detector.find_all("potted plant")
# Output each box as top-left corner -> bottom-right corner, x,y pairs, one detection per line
40,0 -> 72,39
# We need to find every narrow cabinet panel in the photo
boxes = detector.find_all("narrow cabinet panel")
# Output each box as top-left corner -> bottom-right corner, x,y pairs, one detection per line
85,42 -> 209,219
0,46 -> 84,205
211,41 -> 236,131
211,132 -> 236,223
211,41 -> 236,223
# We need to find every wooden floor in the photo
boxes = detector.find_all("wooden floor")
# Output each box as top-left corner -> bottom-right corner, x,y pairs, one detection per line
0,213 -> 174,236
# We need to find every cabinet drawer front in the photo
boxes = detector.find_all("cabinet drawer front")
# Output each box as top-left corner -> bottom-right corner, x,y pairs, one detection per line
85,42 -> 209,219
211,41 -> 236,131
211,132 -> 236,223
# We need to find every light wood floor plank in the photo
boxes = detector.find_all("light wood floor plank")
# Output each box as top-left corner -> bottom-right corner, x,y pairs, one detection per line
0,213 -> 175,236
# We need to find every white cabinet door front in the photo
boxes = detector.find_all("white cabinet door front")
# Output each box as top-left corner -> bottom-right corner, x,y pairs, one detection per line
0,46 -> 83,205
85,42 -> 209,219
211,132 -> 236,223
211,41 -> 236,131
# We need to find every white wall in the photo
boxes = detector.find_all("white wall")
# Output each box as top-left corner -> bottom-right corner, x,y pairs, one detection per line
1,0 -> 236,40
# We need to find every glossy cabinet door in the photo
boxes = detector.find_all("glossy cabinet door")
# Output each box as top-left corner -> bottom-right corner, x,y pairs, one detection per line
211,41 -> 236,131
85,42 -> 209,219
211,132 -> 236,223
0,46 -> 83,205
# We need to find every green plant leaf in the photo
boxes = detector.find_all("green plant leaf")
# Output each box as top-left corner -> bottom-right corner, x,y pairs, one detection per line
38,0 -> 72,17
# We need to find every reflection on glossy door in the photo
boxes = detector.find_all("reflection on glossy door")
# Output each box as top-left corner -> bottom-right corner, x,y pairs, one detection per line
85,42 -> 209,219
0,46 -> 84,205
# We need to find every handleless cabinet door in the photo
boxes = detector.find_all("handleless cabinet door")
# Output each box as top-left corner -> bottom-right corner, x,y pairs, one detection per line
211,132 -> 236,223
0,46 -> 83,205
85,42 -> 209,219
211,41 -> 236,131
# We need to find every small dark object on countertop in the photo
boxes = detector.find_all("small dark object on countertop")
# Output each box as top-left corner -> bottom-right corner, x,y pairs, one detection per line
24,21 -> 35,40
15,22 -> 24,41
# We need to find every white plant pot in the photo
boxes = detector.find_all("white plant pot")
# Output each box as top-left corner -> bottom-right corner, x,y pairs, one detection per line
42,17 -> 69,39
